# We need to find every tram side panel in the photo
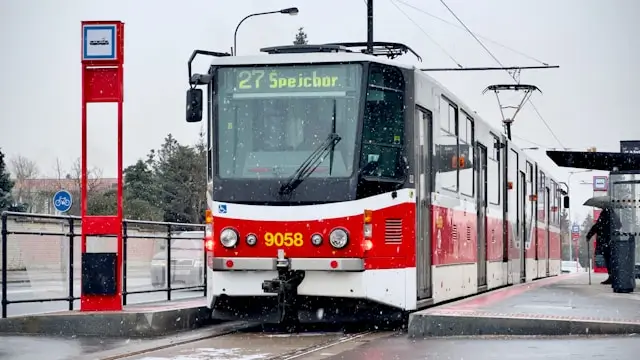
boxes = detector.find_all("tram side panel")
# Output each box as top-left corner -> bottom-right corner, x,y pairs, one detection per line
429,94 -> 477,303
524,160 -> 539,282
483,132 -> 507,290
536,170 -> 549,279
505,145 -> 522,284
548,181 -> 562,276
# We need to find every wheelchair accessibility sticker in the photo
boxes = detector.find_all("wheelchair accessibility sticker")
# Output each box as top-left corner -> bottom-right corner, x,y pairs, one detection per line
218,204 -> 227,214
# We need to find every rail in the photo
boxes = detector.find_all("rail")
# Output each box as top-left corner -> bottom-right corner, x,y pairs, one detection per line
1,211 -> 206,318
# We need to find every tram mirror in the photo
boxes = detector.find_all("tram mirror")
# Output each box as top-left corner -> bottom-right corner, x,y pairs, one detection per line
563,196 -> 570,209
186,88 -> 203,123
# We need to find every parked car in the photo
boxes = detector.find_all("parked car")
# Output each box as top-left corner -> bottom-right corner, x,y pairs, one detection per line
561,260 -> 584,273
150,230 -> 205,289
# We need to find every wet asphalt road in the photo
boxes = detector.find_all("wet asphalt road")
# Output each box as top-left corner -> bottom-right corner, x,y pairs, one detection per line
2,278 -> 203,317
1,332 -> 639,360
325,334 -> 640,360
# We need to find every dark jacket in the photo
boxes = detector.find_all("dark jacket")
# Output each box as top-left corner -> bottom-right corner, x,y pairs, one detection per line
586,207 -> 622,252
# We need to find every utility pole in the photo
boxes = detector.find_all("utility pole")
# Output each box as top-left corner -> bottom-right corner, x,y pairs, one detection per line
367,0 -> 373,54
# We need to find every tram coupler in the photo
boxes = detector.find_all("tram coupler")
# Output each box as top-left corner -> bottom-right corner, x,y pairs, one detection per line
261,249 -> 305,331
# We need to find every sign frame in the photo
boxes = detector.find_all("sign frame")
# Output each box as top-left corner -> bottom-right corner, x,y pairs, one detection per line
82,24 -> 118,61
593,176 -> 608,191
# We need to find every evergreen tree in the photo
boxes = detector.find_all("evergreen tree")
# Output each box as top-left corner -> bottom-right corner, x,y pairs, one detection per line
0,148 -> 15,212
293,27 -> 308,45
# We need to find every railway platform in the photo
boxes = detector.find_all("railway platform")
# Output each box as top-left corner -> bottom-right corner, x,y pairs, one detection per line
0,297 -> 208,338
408,272 -> 640,337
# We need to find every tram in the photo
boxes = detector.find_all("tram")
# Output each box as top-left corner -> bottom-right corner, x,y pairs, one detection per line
184,42 -> 567,325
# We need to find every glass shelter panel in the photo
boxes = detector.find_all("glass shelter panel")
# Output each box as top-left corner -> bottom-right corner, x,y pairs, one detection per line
609,173 -> 640,263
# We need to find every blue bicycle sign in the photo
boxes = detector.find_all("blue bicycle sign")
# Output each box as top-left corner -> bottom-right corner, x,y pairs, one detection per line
53,190 -> 73,213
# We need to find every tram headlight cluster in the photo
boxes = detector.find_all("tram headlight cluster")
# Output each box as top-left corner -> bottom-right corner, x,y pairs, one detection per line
219,228 -> 349,249
329,228 -> 349,249
219,228 -> 239,248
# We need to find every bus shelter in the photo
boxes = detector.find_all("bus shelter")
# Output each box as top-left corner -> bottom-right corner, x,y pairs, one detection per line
546,149 -> 640,288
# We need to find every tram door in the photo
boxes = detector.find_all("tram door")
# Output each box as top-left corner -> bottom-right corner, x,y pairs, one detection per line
476,144 -> 488,289
520,171 -> 527,282
545,187 -> 551,276
416,108 -> 432,300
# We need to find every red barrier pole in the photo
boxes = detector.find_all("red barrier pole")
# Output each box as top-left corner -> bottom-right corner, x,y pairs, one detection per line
80,21 -> 125,312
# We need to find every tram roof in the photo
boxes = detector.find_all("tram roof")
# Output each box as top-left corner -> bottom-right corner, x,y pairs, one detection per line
209,52 -> 418,70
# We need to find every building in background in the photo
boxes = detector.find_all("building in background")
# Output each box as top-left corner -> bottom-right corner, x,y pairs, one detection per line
11,178 -> 117,214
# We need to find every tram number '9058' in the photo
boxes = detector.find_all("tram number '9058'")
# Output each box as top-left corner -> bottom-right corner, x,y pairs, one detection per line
264,232 -> 304,247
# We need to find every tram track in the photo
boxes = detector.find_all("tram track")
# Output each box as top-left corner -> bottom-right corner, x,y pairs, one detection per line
92,321 -> 393,360
93,320 -> 262,360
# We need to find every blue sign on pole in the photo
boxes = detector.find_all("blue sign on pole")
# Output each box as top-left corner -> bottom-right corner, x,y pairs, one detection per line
572,224 -> 580,233
53,190 -> 73,213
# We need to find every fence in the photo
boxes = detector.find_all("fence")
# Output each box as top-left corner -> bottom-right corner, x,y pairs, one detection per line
1,211 -> 207,318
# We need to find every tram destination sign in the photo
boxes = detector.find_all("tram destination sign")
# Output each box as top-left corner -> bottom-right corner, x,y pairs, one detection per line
224,65 -> 358,94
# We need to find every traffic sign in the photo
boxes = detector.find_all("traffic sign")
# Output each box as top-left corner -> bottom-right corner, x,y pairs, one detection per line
572,224 -> 580,233
53,190 -> 73,213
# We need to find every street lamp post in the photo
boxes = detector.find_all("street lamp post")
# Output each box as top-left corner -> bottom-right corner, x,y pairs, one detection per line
233,7 -> 299,56
567,169 -> 593,261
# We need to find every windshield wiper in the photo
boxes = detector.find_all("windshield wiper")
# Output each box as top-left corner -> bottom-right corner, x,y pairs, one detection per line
279,132 -> 342,196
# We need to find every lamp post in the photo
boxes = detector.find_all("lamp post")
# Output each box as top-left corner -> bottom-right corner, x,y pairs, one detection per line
233,7 -> 299,56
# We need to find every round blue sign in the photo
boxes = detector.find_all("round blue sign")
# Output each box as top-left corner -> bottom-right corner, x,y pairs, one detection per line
53,190 -> 73,213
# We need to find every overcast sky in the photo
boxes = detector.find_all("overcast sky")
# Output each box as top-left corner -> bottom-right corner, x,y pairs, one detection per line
1,0 -> 639,222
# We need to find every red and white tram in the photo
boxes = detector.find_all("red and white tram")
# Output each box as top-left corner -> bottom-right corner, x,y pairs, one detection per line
184,43 -> 568,325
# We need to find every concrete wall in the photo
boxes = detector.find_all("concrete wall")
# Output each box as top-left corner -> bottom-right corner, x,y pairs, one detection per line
0,216 -> 194,273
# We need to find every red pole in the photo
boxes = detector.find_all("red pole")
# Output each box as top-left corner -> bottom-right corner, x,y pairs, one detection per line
81,59 -> 88,254
80,21 -> 125,312
116,56 -> 124,298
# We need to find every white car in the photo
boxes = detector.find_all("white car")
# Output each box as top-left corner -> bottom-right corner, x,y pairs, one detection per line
561,260 -> 584,273
150,231 -> 205,289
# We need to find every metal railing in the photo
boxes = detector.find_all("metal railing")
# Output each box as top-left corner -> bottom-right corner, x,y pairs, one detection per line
1,211 -> 206,318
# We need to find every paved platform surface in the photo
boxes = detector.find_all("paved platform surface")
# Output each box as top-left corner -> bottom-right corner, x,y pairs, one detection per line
0,297 -> 209,337
320,333 -> 640,360
409,273 -> 640,337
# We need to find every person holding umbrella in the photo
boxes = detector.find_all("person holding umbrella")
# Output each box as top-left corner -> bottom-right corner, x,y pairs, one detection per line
584,196 -> 622,285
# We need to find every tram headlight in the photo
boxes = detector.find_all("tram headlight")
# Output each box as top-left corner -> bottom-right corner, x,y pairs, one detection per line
311,233 -> 323,246
329,228 -> 349,249
246,233 -> 257,246
219,228 -> 238,248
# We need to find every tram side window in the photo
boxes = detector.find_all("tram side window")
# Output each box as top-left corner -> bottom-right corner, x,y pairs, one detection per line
488,134 -> 500,204
436,96 -> 459,193
526,162 -> 534,221
538,171 -> 546,222
459,113 -> 474,196
360,64 -> 405,180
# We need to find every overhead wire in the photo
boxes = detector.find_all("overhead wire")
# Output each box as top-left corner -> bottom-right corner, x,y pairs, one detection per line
437,0 -> 567,150
393,0 -> 549,66
388,0 -> 463,68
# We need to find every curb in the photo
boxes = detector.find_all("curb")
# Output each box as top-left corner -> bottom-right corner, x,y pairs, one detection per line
0,302 -> 213,338
408,312 -> 640,337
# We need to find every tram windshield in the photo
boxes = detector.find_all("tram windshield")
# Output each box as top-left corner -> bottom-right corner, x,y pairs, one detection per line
215,64 -> 363,179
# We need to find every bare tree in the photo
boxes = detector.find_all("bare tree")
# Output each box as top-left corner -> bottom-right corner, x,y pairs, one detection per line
10,155 -> 40,212
47,157 -> 105,215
